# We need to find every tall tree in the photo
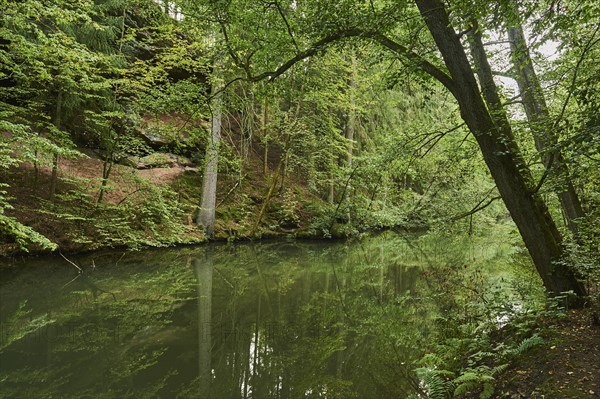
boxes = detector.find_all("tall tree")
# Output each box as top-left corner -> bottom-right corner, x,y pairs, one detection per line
506,18 -> 584,236
413,0 -> 584,297
214,0 -> 586,298
197,82 -> 222,236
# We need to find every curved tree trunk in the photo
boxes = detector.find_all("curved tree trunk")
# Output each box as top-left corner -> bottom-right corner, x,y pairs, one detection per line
415,0 -> 586,299
507,23 -> 584,236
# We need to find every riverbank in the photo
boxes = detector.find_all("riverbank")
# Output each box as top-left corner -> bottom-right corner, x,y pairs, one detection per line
1,148 -> 415,257
488,307 -> 600,399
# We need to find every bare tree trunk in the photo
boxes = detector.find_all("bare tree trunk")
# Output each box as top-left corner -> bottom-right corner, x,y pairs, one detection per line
279,151 -> 288,192
197,88 -> 222,236
33,149 -> 39,194
507,23 -> 585,236
49,91 -> 62,201
416,0 -> 585,299
263,143 -> 269,175
49,154 -> 59,201
251,156 -> 285,236
97,157 -> 113,204
262,100 -> 269,175
344,56 -> 357,223
346,55 -> 357,166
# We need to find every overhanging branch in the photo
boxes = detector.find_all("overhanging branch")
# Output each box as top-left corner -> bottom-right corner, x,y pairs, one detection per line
240,29 -> 457,96
450,195 -> 501,221
448,186 -> 500,221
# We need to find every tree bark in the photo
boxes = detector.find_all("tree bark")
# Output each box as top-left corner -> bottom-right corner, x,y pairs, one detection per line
415,0 -> 585,298
97,157 -> 113,204
197,88 -> 222,236
346,55 -> 357,166
250,154 -> 285,236
33,149 -> 39,193
262,99 -> 269,175
507,23 -> 585,236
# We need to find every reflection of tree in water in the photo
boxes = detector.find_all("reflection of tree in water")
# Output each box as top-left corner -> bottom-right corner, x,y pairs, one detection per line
194,250 -> 213,399
201,237 -> 426,398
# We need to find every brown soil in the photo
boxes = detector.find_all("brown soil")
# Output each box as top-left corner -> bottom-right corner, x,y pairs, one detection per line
1,152 -> 193,254
60,154 -> 188,203
492,307 -> 600,399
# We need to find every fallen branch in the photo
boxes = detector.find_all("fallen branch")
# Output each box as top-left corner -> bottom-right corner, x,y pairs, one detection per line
216,175 -> 246,209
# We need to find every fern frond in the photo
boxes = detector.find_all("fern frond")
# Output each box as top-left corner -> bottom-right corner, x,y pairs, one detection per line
416,367 -> 453,399
491,363 -> 509,375
453,372 -> 480,384
480,382 -> 495,399
454,380 -> 479,396
516,334 -> 543,354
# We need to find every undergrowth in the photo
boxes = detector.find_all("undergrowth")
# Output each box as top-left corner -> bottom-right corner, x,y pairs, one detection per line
4,173 -> 203,253
407,241 -> 571,399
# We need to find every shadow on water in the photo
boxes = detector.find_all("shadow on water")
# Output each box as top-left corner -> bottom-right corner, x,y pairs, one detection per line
0,232 -> 533,398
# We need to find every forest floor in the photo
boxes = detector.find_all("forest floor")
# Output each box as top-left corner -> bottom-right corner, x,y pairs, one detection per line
491,306 -> 600,399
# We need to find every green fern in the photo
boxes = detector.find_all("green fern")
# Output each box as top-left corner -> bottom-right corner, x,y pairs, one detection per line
453,370 -> 495,398
416,367 -> 454,399
454,380 -> 479,396
506,334 -> 544,357
516,334 -> 543,353
491,363 -> 509,376
480,382 -> 494,399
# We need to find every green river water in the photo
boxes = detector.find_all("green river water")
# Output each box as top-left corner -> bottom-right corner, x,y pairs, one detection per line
0,231 -> 540,398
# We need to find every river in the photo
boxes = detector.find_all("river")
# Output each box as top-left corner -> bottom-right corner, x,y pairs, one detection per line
0,231 -> 540,398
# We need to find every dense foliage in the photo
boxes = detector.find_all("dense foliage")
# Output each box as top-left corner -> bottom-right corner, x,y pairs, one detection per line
1,0 -> 598,277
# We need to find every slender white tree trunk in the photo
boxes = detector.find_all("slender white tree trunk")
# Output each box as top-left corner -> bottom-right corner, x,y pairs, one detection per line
197,87 -> 222,236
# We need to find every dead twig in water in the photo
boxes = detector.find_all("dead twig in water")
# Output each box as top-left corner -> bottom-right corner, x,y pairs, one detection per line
60,252 -> 82,273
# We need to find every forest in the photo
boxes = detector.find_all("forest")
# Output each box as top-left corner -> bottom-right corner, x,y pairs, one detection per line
0,0 -> 599,398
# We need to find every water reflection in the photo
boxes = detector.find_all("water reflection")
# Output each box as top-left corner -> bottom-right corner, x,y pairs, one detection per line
194,250 -> 213,399
0,232 -> 522,398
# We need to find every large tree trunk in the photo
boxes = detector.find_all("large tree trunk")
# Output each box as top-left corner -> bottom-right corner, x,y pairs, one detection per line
415,0 -> 586,298
197,89 -> 222,236
507,23 -> 585,236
